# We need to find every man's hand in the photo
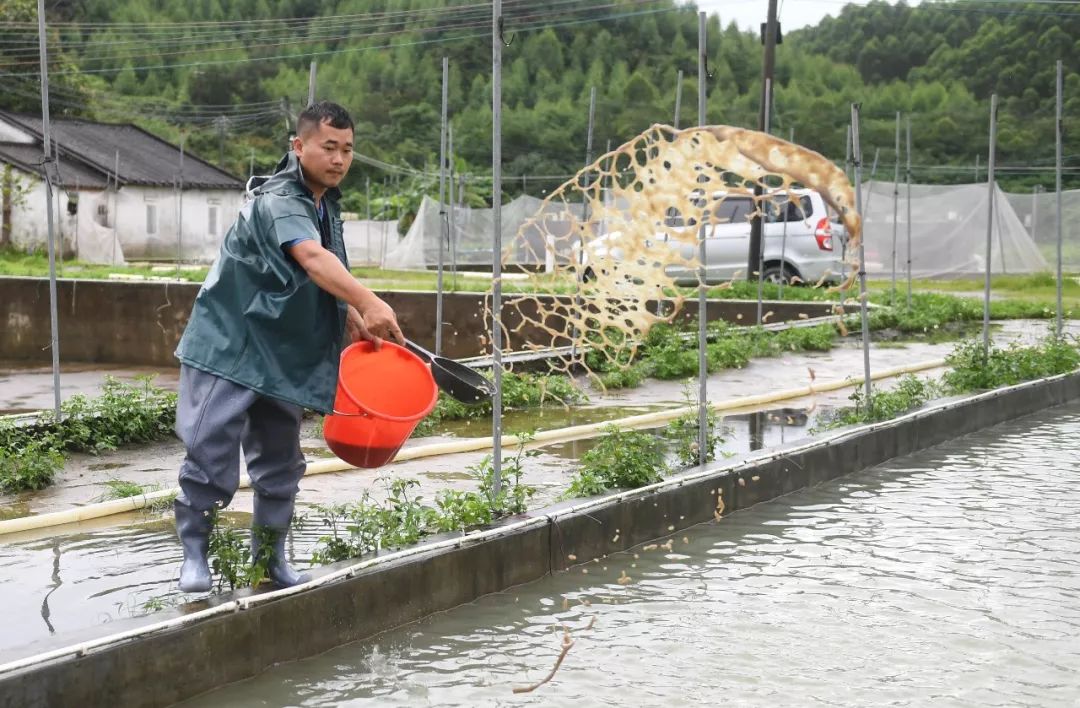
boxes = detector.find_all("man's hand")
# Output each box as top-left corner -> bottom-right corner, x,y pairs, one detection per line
359,296 -> 405,346
345,305 -> 373,346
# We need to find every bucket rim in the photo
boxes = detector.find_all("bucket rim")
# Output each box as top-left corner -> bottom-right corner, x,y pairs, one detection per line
331,340 -> 439,423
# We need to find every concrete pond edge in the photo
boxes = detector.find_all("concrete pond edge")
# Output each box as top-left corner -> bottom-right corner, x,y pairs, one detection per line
2,370 -> 1079,707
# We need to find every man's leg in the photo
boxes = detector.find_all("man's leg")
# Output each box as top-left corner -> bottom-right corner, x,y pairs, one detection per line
174,365 -> 257,592
242,393 -> 309,588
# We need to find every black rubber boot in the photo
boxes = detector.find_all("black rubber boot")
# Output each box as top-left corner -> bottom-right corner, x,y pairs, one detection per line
252,496 -> 310,588
175,501 -> 214,593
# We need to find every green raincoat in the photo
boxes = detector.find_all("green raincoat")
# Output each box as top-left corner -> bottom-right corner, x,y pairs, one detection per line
176,152 -> 348,413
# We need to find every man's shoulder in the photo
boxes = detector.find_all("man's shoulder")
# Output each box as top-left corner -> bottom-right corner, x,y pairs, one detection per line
252,190 -> 315,222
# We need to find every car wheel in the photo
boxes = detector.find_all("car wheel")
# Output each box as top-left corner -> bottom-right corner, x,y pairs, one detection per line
762,264 -> 798,286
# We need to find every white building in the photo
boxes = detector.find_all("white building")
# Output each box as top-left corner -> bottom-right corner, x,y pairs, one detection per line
0,110 -> 244,264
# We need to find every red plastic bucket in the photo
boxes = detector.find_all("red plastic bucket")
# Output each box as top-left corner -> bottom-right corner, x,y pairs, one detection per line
323,341 -> 438,468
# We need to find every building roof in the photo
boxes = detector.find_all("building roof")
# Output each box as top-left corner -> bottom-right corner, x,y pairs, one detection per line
0,110 -> 243,190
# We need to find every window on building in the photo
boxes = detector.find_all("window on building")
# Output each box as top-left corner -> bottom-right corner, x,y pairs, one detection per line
208,203 -> 219,236
146,203 -> 157,235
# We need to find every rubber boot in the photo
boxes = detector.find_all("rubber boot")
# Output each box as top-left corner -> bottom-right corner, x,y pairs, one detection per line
175,501 -> 214,593
252,495 -> 310,588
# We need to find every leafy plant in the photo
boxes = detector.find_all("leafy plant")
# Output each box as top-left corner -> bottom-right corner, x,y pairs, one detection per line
943,336 -> 1080,393
666,401 -> 724,469
567,425 -> 667,497
0,437 -> 63,493
820,375 -> 939,429
207,513 -> 272,591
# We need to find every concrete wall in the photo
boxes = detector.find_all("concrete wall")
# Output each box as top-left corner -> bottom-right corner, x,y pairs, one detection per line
2,372 -> 1076,707
0,277 -> 836,366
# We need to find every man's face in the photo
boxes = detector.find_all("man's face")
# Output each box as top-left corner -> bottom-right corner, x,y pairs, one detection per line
293,119 -> 354,192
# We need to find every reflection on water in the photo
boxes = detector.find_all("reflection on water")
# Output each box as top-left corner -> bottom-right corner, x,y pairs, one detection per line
189,402 -> 1080,707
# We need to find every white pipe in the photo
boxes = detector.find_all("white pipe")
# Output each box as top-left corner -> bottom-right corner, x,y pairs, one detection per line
0,357 -> 948,537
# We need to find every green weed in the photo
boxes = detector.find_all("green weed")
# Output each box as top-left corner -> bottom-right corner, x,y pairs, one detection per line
566,425 -> 667,497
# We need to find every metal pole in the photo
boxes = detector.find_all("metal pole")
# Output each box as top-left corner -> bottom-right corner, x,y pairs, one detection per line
365,176 -> 371,264
851,103 -> 872,404
436,56 -> 449,355
111,150 -> 119,264
748,0 -> 778,283
673,69 -> 683,129
756,76 -> 771,324
1056,60 -> 1064,337
37,0 -> 61,420
891,111 -> 900,306
307,60 -> 317,106
178,137 -> 184,265
778,194 -> 789,298
975,154 -> 980,183
863,147 -> 880,216
248,148 -> 254,180
450,122 -> 458,289
491,0 -> 504,495
905,116 -> 912,309
983,94 -> 998,356
572,86 -> 597,355
697,11 -> 709,466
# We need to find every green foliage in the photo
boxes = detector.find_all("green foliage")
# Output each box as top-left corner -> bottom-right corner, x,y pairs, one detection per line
943,336 -> 1080,392
567,425 -> 667,498
412,370 -> 585,437
208,513 -> 272,591
99,479 -> 144,499
822,375 -> 940,429
0,376 -> 176,494
310,440 -> 537,564
667,404 -> 723,469
0,438 -> 63,494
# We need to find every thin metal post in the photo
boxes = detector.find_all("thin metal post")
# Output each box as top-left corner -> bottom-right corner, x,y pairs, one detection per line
307,61 -> 317,106
851,103 -> 872,404
891,111 -> 900,306
248,148 -> 254,180
1056,61 -> 1064,337
844,124 -> 852,180
778,195 -> 789,298
697,11 -> 709,466
983,94 -> 998,356
673,69 -> 683,129
756,76 -> 771,324
571,86 -> 597,356
436,56 -> 449,355
178,137 -> 185,265
37,0 -> 61,419
111,150 -> 119,264
365,176 -> 371,264
975,154 -> 980,183
905,116 -> 912,309
449,123 -> 458,289
863,147 -> 881,215
491,0 -> 504,495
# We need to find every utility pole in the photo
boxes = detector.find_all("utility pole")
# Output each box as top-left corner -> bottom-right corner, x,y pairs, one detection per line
436,56 -> 449,355
491,0 -> 505,495
37,0 -> 62,420
697,11 -> 709,466
216,115 -> 229,169
748,0 -> 779,282
307,61 -> 317,106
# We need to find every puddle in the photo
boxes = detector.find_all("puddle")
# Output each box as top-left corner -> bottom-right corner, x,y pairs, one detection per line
421,471 -> 473,482
87,462 -> 132,472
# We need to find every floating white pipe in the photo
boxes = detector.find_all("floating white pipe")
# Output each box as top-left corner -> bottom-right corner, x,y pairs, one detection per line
0,358 -> 947,537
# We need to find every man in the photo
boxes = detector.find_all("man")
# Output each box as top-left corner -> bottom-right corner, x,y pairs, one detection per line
172,101 -> 404,592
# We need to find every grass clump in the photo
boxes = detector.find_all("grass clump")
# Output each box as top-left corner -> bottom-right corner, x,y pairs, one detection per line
566,425 -> 667,498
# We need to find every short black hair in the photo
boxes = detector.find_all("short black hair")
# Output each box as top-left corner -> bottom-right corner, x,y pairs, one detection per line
296,101 -> 354,137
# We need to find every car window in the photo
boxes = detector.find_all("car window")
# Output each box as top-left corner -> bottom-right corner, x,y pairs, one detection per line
766,195 -> 813,222
713,197 -> 752,223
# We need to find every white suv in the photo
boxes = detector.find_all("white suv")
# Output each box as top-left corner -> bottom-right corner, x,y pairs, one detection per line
583,189 -> 847,287
662,189 -> 847,286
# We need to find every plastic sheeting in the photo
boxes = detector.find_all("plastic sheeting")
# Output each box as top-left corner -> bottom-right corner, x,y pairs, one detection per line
382,195 -> 585,270
1004,188 -> 1080,270
342,219 -> 398,267
860,181 -> 1047,277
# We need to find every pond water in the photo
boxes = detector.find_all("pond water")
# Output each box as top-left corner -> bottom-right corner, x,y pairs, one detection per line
187,401 -> 1080,707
